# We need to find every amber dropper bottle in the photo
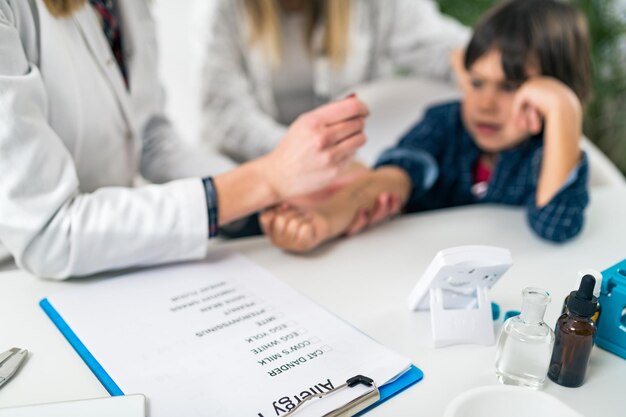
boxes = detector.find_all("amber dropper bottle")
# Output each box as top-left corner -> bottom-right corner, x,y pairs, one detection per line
561,269 -> 602,323
548,274 -> 597,387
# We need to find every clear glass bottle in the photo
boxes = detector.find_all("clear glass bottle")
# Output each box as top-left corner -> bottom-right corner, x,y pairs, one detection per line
495,287 -> 555,389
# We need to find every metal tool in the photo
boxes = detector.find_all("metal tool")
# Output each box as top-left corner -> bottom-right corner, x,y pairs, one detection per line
0,348 -> 28,389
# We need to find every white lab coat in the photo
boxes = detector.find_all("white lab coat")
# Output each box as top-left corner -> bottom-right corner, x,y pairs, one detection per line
0,0 -> 233,279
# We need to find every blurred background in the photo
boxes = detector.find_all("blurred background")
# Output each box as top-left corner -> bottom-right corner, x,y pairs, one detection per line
152,0 -> 626,176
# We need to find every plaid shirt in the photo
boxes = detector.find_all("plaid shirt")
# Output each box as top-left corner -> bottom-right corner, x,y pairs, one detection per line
375,101 -> 589,243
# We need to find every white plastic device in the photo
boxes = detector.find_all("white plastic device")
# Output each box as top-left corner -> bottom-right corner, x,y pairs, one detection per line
407,246 -> 513,347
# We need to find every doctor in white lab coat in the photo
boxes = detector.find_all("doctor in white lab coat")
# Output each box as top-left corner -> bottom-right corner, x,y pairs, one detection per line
0,0 -> 368,279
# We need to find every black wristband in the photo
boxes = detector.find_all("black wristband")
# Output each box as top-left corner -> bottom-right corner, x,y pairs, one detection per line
202,176 -> 219,238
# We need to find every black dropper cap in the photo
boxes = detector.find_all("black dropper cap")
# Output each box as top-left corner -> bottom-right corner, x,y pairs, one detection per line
566,274 -> 598,317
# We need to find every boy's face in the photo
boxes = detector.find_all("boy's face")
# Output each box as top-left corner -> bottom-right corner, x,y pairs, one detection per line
457,49 -> 538,153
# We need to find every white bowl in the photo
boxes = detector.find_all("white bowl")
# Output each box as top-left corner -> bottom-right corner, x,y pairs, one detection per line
443,385 -> 585,417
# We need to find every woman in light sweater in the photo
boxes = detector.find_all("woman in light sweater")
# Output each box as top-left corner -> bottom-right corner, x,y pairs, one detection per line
196,0 -> 470,163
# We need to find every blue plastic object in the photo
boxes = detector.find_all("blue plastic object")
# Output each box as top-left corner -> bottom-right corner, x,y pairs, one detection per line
503,310 -> 521,321
491,302 -> 501,321
595,258 -> 626,360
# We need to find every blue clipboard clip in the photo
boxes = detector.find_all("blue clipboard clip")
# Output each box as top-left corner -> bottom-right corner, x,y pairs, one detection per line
283,375 -> 379,417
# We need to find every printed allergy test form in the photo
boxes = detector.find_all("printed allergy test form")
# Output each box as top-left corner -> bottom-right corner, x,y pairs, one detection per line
42,251 -> 415,417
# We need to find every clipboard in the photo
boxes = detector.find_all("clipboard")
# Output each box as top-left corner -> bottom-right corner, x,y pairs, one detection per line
41,298 -> 423,415
39,252 -> 424,416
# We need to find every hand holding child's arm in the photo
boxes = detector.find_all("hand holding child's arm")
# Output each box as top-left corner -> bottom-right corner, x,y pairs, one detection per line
512,77 -> 583,207
261,167 -> 411,252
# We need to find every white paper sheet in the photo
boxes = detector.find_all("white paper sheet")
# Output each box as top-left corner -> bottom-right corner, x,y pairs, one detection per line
46,251 -> 411,417
0,395 -> 145,417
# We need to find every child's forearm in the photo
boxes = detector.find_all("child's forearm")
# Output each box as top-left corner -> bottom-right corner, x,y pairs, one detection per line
260,166 -> 413,252
356,166 -> 412,207
323,166 -> 412,236
536,96 -> 582,207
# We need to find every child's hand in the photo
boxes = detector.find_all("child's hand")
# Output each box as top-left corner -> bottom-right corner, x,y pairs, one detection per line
512,76 -> 583,136
260,205 -> 331,253
260,191 -> 402,253
513,76 -> 583,207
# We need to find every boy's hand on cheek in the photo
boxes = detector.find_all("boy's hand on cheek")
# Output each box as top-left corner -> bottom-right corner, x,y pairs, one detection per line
515,77 -> 584,208
512,76 -> 583,136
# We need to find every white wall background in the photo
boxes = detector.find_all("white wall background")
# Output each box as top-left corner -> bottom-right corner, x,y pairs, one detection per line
151,0 -> 200,145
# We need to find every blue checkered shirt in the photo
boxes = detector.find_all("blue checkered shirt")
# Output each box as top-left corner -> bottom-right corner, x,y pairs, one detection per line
375,101 -> 589,243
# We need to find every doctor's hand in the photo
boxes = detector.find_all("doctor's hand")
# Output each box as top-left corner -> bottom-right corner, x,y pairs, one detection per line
261,96 -> 369,201
285,161 -> 369,208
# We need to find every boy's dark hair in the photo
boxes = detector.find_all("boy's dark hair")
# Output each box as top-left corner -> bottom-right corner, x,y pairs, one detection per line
464,0 -> 592,105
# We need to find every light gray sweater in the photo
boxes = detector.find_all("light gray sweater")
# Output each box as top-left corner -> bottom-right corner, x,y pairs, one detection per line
195,0 -> 470,162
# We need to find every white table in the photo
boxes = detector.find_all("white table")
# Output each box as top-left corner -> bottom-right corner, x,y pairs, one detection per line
1,185 -> 625,416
